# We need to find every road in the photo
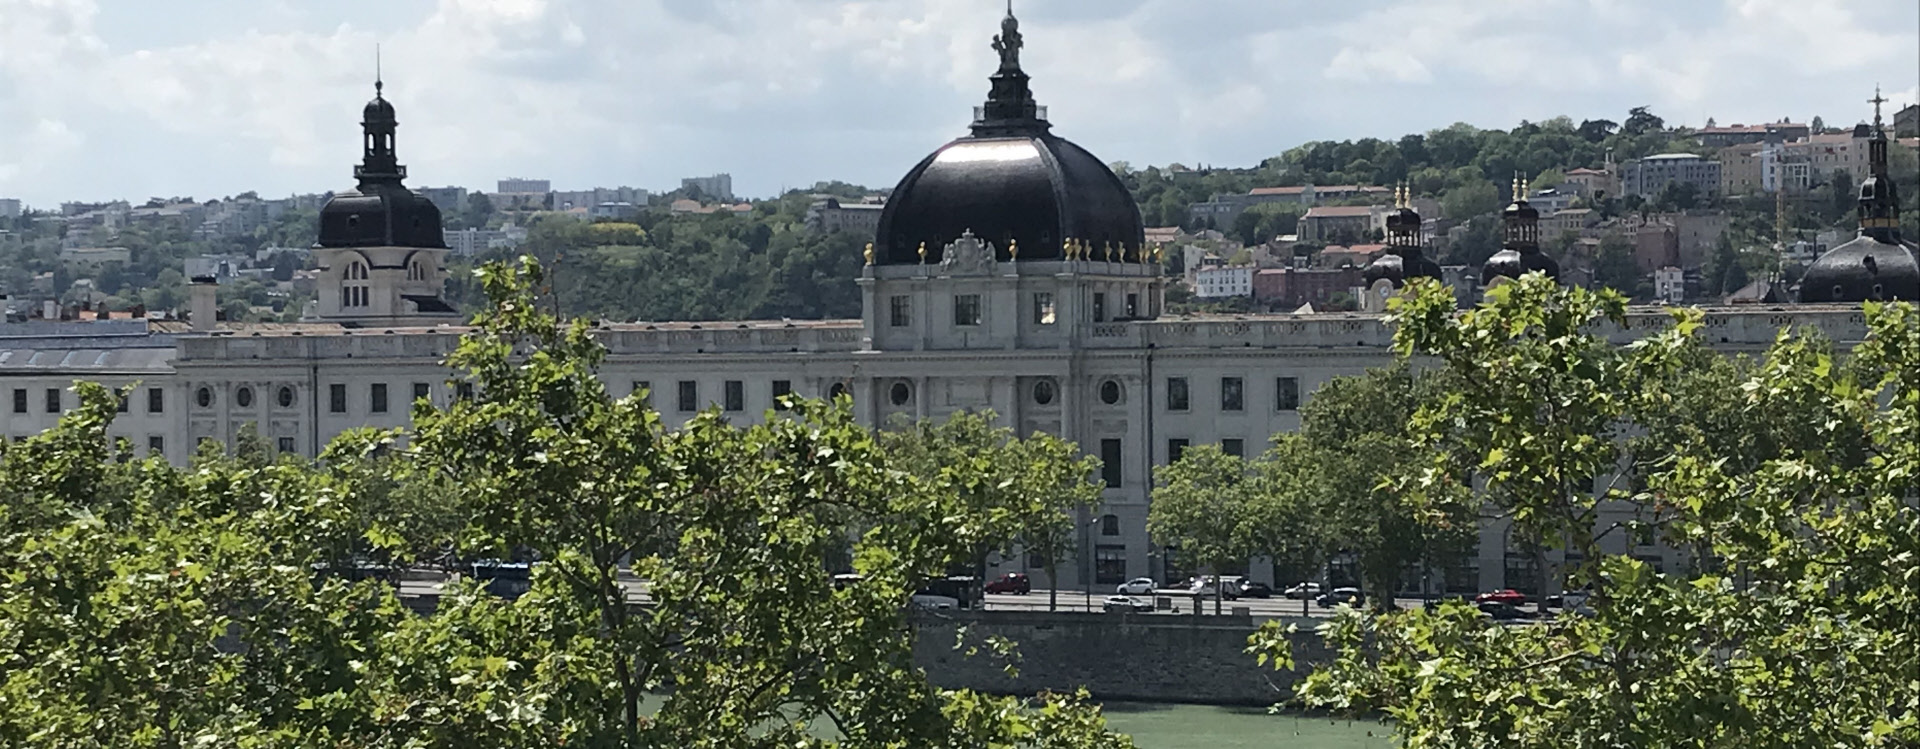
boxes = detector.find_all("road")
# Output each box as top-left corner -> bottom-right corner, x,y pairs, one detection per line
984,589 -> 1437,618
399,575 -> 1429,619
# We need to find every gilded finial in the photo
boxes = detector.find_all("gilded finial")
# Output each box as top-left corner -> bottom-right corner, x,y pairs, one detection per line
1511,174 -> 1522,203
1008,239 -> 1019,259
863,243 -> 874,266
917,241 -> 928,263
1153,243 -> 1164,263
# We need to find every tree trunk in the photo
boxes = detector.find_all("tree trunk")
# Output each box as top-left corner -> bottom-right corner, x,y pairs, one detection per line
1047,558 -> 1058,612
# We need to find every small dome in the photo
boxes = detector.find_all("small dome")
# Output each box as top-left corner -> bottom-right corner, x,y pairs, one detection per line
363,95 -> 396,123
318,186 -> 445,249
1482,248 -> 1558,285
1798,235 -> 1920,303
1364,253 -> 1405,287
1386,206 -> 1421,233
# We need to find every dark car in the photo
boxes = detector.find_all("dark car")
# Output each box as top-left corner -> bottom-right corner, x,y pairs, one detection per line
1316,587 -> 1366,608
1477,601 -> 1535,621
471,560 -> 533,599
1237,581 -> 1273,599
983,572 -> 1031,595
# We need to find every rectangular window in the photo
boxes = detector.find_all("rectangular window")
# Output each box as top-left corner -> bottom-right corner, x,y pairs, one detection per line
1275,377 -> 1301,412
1168,438 -> 1190,464
10,389 -> 24,414
1101,514 -> 1120,536
1125,293 -> 1139,319
1100,438 -> 1123,488
329,383 -> 347,414
772,380 -> 792,410
45,388 -> 60,414
1222,438 -> 1245,457
370,383 -> 389,414
117,390 -> 130,413
147,436 -> 164,455
1092,292 -> 1107,322
1095,545 -> 1128,585
456,382 -> 475,401
723,380 -> 744,412
888,295 -> 911,327
1033,292 -> 1056,325
628,381 -> 651,406
148,387 -> 164,414
277,437 -> 296,454
413,382 -> 431,403
954,294 -> 982,326
677,380 -> 698,412
1167,377 -> 1190,412
1221,377 -> 1244,412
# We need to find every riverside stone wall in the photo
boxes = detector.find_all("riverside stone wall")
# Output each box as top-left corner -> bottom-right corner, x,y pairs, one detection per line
911,610 -> 1329,706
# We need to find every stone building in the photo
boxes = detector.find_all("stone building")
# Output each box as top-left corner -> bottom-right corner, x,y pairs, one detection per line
0,18 -> 1909,597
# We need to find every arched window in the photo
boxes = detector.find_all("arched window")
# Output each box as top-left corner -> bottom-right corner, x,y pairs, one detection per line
1100,514 -> 1120,536
344,260 -> 371,308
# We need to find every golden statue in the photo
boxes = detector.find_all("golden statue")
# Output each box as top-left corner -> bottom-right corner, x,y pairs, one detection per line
1008,239 -> 1019,260
863,243 -> 874,266
917,241 -> 928,263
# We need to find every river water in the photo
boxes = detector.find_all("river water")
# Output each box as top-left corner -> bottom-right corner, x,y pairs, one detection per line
1100,703 -> 1393,748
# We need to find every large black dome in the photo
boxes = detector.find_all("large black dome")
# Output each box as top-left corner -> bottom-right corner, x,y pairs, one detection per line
1800,103 -> 1917,304
1798,236 -> 1919,303
873,8 -> 1142,265
876,134 -> 1143,264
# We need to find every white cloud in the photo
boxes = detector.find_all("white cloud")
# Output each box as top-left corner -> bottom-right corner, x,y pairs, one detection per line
0,0 -> 1913,207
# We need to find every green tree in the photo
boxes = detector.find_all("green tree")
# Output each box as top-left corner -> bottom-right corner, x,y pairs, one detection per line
1592,233 -> 1640,296
877,411 -> 1102,612
0,258 -> 1138,748
1149,446 -> 1261,615
1253,288 -> 1920,749
1441,179 -> 1502,220
1297,364 -> 1472,610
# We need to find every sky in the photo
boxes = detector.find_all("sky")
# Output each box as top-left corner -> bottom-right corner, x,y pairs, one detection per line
0,0 -> 1915,208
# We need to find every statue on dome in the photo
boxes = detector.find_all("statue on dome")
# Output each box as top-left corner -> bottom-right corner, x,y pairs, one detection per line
992,7 -> 1023,72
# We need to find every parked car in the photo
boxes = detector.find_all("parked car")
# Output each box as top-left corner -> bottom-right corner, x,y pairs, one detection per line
470,560 -> 532,599
910,592 -> 960,610
984,572 -> 1031,595
1102,595 -> 1155,614
1115,577 -> 1156,595
1189,575 -> 1242,600
1282,582 -> 1323,600
1474,589 -> 1528,606
1546,589 -> 1591,609
1237,581 -> 1273,599
1315,587 -> 1366,608
1477,601 -> 1535,621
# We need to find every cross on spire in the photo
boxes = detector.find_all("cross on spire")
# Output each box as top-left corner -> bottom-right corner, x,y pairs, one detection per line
1870,86 -> 1886,128
375,44 -> 384,96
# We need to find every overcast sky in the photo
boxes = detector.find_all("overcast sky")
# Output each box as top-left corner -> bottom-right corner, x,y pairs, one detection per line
0,0 -> 1915,207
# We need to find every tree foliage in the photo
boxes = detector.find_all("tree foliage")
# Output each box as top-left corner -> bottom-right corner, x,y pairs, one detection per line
0,257 -> 1136,748
1252,277 -> 1920,748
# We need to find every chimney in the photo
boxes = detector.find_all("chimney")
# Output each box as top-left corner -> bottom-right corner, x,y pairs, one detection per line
42,299 -> 57,320
190,275 -> 218,331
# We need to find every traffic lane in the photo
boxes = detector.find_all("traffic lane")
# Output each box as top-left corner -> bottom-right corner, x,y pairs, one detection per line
986,590 -> 1442,617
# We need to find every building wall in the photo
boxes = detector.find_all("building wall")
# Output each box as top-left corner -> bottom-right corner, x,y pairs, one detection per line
0,232 -> 1885,593
914,610 -> 1327,706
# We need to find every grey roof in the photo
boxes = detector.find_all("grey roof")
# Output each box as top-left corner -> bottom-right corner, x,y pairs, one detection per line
0,347 -> 178,374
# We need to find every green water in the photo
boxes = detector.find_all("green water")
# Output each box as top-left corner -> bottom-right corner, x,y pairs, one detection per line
1100,704 -> 1393,749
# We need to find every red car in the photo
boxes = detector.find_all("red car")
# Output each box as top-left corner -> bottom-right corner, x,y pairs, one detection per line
984,573 -> 1031,595
1475,589 -> 1527,606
